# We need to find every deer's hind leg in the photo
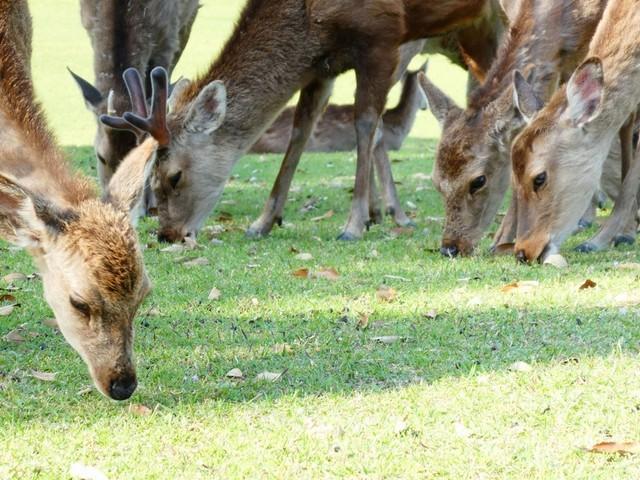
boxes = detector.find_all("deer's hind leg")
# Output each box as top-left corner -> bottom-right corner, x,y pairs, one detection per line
246,78 -> 334,238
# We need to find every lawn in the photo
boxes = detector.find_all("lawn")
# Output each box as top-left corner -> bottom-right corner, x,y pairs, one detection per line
2,1 -> 640,480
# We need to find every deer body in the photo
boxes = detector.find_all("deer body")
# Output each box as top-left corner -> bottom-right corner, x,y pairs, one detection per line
72,0 -> 199,189
512,0 -> 640,262
419,0 -> 606,256
105,0 -> 489,242
0,0 -> 155,400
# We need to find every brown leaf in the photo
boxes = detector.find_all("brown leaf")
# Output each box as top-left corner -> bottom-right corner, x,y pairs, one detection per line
500,280 -> 539,293
225,368 -> 244,379
255,371 -> 284,382
128,403 -> 152,416
579,279 -> 597,290
2,272 -> 26,283
183,257 -> 209,267
292,268 -> 310,279
160,244 -> 185,254
295,252 -> 313,261
217,211 -> 233,222
31,370 -> 56,382
0,294 -> 16,303
587,441 -> 640,454
4,329 -> 25,343
390,227 -> 414,236
357,313 -> 370,330
311,210 -> 334,222
616,262 -> 640,270
208,287 -> 222,301
314,267 -> 340,281
272,343 -> 293,354
376,285 -> 397,302
424,309 -> 438,320
0,304 -> 15,316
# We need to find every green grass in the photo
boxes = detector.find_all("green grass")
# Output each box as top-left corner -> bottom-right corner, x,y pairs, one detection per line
3,141 -> 640,479
3,1 -> 640,479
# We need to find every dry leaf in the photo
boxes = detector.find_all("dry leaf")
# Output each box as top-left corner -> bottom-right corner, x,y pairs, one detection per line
376,285 -> 397,302
217,211 -> 233,222
183,257 -> 209,267
616,262 -> 640,270
424,310 -> 438,320
501,280 -> 539,293
509,361 -> 532,372
2,272 -> 26,283
0,294 -> 16,303
295,252 -> 313,261
128,404 -> 152,416
311,210 -> 334,222
183,236 -> 199,250
0,304 -> 15,316
255,371 -> 283,382
70,463 -> 108,480
272,343 -> 293,354
292,268 -> 310,279
587,441 -> 640,454
357,313 -> 370,330
390,227 -> 414,236
314,267 -> 340,281
226,368 -> 244,379
31,370 -> 56,382
160,244 -> 184,254
372,336 -> 403,345
579,279 -> 597,290
4,329 -> 25,343
454,421 -> 472,438
208,288 -> 222,301
543,254 -> 568,268
412,172 -> 431,181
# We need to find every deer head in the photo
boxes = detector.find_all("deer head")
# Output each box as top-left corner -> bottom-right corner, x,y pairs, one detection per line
101,67 -> 227,243
511,59 -> 606,263
0,143 -> 155,400
418,71 -> 534,256
68,69 -> 139,189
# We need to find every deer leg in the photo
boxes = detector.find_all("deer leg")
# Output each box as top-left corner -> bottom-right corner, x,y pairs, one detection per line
338,48 -> 397,241
490,191 -> 517,254
577,115 -> 639,252
246,78 -> 334,238
368,159 -> 382,226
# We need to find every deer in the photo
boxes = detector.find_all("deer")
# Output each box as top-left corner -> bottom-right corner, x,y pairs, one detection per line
418,0 -> 607,257
250,60 -> 429,154
511,0 -> 640,263
69,0 -> 199,192
100,0 -> 500,244
0,0 -> 156,400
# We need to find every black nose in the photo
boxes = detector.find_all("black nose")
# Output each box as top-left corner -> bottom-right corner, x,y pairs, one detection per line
440,245 -> 459,258
515,249 -> 528,264
109,375 -> 137,401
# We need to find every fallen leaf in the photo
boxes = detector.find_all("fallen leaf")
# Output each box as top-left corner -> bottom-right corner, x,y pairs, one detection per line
372,336 -> 403,345
616,262 -> 640,270
292,268 -> 310,279
376,285 -> 397,302
0,294 -> 16,303
390,227 -> 414,236
406,201 -> 417,210
70,463 -> 108,480
183,236 -> 199,250
217,211 -> 233,222
587,441 -> 640,454
2,272 -> 26,283
579,279 -> 597,290
501,280 -> 539,293
314,267 -> 340,281
412,172 -> 431,181
295,252 -> 313,261
311,210 -> 334,222
4,329 -> 25,343
128,404 -> 152,416
543,254 -> 569,268
357,313 -> 370,330
208,288 -> 222,301
0,304 -> 15,316
183,257 -> 209,267
255,371 -> 284,382
424,309 -> 438,320
272,343 -> 293,354
225,368 -> 244,379
160,244 -> 184,254
454,421 -> 472,438
613,292 -> 640,306
251,297 -> 259,306
509,361 -> 532,373
31,370 -> 56,382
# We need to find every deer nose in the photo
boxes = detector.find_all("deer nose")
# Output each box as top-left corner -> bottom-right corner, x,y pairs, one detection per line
158,228 -> 181,243
109,374 -> 137,401
440,244 -> 459,258
515,249 -> 528,264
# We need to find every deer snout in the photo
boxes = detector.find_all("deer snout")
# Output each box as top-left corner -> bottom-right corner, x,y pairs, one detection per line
158,227 -> 183,243
109,372 -> 137,401
515,249 -> 528,264
440,244 -> 459,258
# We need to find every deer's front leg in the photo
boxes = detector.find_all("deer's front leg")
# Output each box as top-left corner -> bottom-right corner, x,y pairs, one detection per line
339,48 -> 397,240
246,79 -> 334,238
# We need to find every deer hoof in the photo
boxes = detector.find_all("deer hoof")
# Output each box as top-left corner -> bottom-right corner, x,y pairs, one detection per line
575,242 -> 598,253
336,231 -> 360,241
245,227 -> 268,239
613,234 -> 635,247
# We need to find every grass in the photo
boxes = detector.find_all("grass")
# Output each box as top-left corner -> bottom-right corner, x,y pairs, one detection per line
3,141 -> 640,479
2,1 -> 640,479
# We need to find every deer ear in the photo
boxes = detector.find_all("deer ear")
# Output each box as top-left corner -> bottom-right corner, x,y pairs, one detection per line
0,174 -> 77,248
513,70 -> 543,123
167,78 -> 192,113
566,57 -> 604,128
499,0 -> 524,24
185,80 -> 227,135
103,138 -> 157,221
417,72 -> 461,126
68,68 -> 102,111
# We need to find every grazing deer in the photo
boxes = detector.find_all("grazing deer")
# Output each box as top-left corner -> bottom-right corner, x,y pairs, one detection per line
511,0 -> 640,263
250,61 -> 428,154
102,0 -> 496,243
419,0 -> 607,257
0,0 -> 155,400
70,0 -> 199,190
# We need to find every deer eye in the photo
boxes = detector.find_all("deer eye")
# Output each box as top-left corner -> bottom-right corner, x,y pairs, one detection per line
69,296 -> 91,318
533,171 -> 547,192
96,153 -> 107,165
469,175 -> 487,194
169,171 -> 182,189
